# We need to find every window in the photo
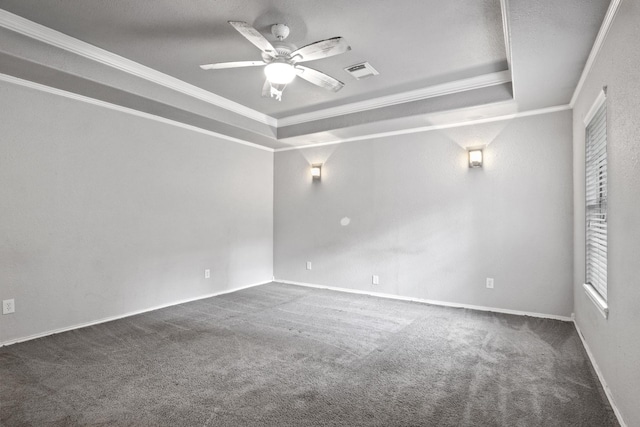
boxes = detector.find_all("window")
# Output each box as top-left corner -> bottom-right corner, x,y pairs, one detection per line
583,89 -> 608,318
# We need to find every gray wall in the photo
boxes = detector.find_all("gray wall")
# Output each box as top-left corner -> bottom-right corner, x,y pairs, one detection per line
572,0 -> 640,425
0,80 -> 274,344
274,111 -> 574,317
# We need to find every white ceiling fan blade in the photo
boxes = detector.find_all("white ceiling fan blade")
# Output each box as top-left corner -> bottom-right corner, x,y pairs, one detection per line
228,21 -> 276,56
200,61 -> 264,70
295,66 -> 345,92
290,37 -> 351,63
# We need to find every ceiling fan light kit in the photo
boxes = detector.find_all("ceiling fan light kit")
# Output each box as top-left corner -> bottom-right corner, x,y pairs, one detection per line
200,21 -> 351,101
264,61 -> 296,85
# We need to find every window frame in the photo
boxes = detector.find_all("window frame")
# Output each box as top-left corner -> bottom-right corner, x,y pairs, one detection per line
582,88 -> 608,319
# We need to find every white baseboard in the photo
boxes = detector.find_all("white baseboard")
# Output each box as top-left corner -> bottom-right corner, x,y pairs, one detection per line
573,322 -> 627,427
3,278 -> 623,425
276,279 -> 573,321
0,280 -> 271,347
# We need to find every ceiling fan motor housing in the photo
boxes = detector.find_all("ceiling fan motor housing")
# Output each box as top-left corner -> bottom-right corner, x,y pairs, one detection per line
261,45 -> 294,63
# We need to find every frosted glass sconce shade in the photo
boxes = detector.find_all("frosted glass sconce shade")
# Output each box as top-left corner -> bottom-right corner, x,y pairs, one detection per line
468,149 -> 483,168
311,164 -> 322,180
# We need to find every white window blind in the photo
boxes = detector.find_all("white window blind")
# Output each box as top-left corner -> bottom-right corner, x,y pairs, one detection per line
585,99 -> 607,301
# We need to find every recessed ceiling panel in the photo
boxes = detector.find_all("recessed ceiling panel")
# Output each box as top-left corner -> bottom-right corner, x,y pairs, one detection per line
0,0 -> 507,118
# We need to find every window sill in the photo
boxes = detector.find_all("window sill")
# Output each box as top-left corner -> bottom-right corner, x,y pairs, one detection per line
583,283 -> 609,319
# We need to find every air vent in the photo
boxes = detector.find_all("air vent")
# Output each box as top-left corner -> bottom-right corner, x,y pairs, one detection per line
344,62 -> 379,80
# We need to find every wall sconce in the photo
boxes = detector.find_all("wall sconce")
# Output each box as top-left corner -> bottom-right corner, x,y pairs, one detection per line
468,149 -> 483,168
311,163 -> 322,181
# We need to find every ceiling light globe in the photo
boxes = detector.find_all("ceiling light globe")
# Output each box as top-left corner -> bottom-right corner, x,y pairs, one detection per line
265,62 -> 296,85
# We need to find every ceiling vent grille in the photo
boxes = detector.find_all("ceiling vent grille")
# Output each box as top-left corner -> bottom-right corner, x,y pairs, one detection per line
344,62 -> 379,80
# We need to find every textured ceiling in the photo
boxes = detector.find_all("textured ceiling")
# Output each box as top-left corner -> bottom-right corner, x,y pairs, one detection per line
0,0 -> 507,118
509,0 -> 610,111
0,0 -> 611,149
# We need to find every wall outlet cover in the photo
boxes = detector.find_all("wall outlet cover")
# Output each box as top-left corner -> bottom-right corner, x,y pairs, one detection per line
306,261 -> 312,270
486,278 -> 494,289
204,269 -> 211,279
3,299 -> 15,315
372,275 -> 380,285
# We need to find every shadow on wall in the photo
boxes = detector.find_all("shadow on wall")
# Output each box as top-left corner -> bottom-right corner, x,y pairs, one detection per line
277,119 -> 516,284
294,102 -> 514,173
275,111 -> 572,313
294,116 -> 511,188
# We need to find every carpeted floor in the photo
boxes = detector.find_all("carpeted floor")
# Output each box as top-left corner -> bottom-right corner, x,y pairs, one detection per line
0,282 -> 618,426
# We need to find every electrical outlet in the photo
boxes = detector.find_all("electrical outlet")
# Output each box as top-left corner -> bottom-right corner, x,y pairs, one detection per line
3,299 -> 15,315
204,269 -> 210,279
306,261 -> 312,270
486,278 -> 494,289
372,275 -> 379,285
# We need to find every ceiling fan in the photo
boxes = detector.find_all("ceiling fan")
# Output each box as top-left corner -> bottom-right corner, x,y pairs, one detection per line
200,21 -> 351,101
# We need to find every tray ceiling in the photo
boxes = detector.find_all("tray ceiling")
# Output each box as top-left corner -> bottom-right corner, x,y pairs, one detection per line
0,0 -> 611,149
0,0 -> 508,118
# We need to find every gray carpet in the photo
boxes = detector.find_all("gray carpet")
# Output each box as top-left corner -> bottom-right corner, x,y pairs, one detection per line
1,282 -> 618,426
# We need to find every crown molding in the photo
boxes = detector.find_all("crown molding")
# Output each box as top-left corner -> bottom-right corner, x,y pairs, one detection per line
275,104 -> 571,152
277,70 -> 512,127
500,0 -> 513,71
0,73 -> 274,152
3,68 -> 567,155
569,0 -> 622,107
0,9 -> 277,127
0,8 -> 515,133
499,0 -> 515,98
